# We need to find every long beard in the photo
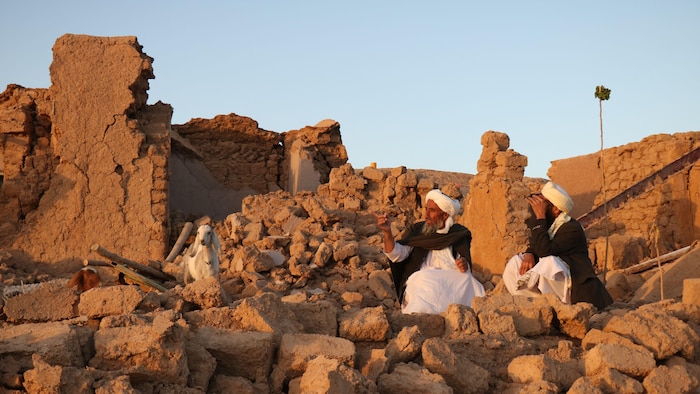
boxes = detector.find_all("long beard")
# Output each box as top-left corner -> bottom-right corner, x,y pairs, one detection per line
421,222 -> 440,235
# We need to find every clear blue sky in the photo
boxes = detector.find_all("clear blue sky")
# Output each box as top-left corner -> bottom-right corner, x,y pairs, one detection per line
2,1 -> 698,178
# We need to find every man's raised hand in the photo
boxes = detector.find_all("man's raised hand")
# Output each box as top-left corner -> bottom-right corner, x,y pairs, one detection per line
371,211 -> 392,233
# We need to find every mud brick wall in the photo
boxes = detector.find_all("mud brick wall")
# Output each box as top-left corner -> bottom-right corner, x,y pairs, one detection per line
550,132 -> 700,259
0,34 -> 172,267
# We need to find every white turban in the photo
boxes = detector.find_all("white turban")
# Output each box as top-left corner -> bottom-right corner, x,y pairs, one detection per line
541,181 -> 574,214
426,189 -> 460,218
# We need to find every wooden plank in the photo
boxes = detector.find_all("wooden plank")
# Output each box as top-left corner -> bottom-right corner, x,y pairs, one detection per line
623,242 -> 698,275
110,262 -> 169,292
165,222 -> 193,262
90,244 -> 174,281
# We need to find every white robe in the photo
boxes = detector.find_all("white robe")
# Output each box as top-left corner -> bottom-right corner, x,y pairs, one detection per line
386,242 -> 486,314
502,253 -> 571,304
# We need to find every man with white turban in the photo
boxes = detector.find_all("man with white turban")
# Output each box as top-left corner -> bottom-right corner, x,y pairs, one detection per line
374,189 -> 485,314
503,181 -> 613,309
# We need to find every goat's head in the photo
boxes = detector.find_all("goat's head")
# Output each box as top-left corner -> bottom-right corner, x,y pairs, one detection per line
195,224 -> 222,254
197,224 -> 213,246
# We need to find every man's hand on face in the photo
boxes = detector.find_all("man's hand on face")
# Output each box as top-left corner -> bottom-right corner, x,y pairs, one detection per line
526,194 -> 549,220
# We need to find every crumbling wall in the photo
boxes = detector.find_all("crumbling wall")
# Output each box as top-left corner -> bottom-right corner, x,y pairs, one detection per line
0,34 -> 352,268
0,85 -> 54,240
170,116 -> 348,219
459,131 -> 544,277
173,114 -> 284,194
549,132 -> 700,266
169,114 -> 283,220
283,119 -> 348,195
0,34 -> 172,267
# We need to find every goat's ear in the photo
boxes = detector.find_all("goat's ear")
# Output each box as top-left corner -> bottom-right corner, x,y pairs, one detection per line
188,243 -> 199,257
212,231 -> 222,253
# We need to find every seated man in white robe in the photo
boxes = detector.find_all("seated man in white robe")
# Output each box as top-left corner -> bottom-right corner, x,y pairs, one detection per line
373,189 -> 485,314
502,181 -> 613,310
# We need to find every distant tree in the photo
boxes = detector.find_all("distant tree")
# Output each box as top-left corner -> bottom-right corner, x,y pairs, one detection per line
595,85 -> 611,283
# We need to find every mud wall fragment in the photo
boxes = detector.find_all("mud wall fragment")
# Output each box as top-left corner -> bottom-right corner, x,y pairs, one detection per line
0,34 -> 172,267
0,85 -> 54,239
460,131 -> 543,277
549,132 -> 700,261
170,116 -> 348,219
283,119 -> 348,195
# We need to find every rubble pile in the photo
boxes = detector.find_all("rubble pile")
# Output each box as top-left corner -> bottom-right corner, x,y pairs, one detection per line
2,163 -> 700,393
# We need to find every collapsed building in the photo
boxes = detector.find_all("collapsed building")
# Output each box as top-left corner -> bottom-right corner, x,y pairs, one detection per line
1,34 -> 700,393
0,34 -> 347,271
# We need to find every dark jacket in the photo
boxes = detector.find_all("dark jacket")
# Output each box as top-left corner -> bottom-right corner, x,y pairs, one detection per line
526,215 -> 613,309
389,222 -> 472,302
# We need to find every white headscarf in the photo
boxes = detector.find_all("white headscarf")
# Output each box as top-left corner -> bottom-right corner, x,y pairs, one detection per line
541,181 -> 573,214
541,181 -> 573,238
426,189 -> 460,233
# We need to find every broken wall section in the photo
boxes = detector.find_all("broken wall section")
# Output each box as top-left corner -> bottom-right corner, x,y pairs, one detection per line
0,85 -> 55,240
459,131 -> 545,277
283,119 -> 348,195
170,116 -> 348,220
549,132 -> 700,269
0,34 -> 172,267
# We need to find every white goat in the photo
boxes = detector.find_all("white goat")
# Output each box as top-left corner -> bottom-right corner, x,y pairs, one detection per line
183,224 -> 222,284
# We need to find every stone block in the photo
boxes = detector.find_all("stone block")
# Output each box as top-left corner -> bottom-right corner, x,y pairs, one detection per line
339,306 -> 390,342
643,364 -> 699,394
584,343 -> 656,378
89,313 -> 188,385
586,367 -> 644,394
3,281 -> 77,323
604,307 -> 699,360
78,285 -> 144,318
443,303 -> 480,338
275,333 -> 355,386
683,278 -> 700,305
473,294 -> 554,337
232,293 -> 305,338
422,337 -> 490,393
189,326 -> 275,383
22,355 -> 93,394
285,300 -> 339,336
0,322 -> 85,370
368,269 -> 394,300
388,311 -> 445,338
376,362 -> 452,394
508,354 -> 581,388
385,325 -> 424,365
294,355 -> 376,394
185,341 -> 217,391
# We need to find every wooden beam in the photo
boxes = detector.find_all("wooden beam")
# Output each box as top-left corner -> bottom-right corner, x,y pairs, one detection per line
90,244 -> 174,282
623,241 -> 698,275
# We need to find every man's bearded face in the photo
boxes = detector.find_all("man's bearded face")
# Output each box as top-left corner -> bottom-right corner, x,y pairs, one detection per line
423,200 -> 448,234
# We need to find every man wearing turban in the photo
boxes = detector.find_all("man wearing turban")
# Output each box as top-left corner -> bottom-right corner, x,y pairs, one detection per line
374,189 -> 485,314
503,181 -> 613,310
